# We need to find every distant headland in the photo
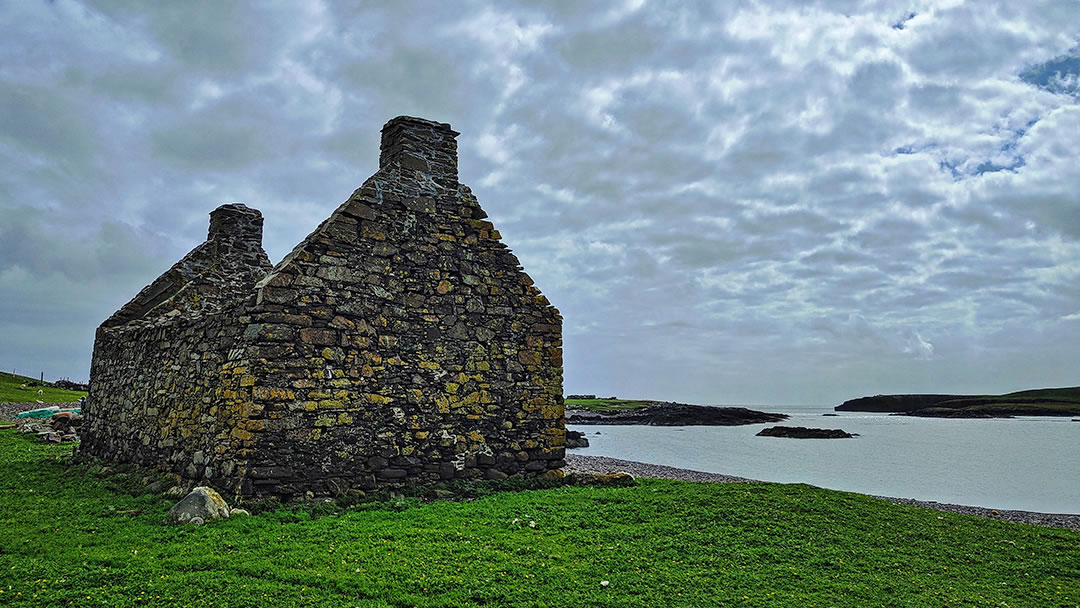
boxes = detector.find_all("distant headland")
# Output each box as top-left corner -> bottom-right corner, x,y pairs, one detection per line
834,387 -> 1080,417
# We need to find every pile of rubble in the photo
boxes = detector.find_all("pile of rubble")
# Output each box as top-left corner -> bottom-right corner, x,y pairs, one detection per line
9,406 -> 83,443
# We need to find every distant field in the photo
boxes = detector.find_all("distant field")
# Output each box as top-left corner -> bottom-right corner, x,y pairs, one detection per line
0,371 -> 86,404
564,398 -> 655,412
1002,386 -> 1080,402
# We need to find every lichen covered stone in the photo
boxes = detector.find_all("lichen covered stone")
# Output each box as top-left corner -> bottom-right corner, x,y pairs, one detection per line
166,487 -> 231,525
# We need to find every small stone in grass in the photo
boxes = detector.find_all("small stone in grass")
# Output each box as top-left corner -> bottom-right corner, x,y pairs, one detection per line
166,486 -> 231,525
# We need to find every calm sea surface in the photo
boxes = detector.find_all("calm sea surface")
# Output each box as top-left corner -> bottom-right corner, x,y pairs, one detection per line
569,405 -> 1080,514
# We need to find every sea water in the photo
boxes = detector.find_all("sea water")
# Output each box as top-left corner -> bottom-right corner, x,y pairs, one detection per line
569,405 -> 1080,514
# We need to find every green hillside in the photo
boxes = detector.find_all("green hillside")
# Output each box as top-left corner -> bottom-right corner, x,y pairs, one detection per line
836,386 -> 1080,415
0,371 -> 86,404
1002,386 -> 1080,403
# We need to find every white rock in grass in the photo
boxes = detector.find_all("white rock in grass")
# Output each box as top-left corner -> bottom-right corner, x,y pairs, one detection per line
166,486 -> 231,525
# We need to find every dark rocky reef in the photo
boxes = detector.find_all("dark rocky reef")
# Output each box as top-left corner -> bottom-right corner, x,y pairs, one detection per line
756,426 -> 857,439
567,402 -> 787,426
898,407 -> 1012,418
565,430 -> 590,448
835,394 -> 963,413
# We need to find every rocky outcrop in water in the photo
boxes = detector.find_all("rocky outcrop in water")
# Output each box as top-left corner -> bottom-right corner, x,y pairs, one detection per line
567,403 -> 787,426
756,426 -> 857,439
565,430 -> 590,448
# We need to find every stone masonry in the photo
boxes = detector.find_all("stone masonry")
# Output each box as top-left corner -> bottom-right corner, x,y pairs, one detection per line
80,116 -> 565,498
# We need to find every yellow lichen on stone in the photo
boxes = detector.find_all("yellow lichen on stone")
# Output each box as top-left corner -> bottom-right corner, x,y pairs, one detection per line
435,396 -> 450,413
230,427 -> 254,441
540,405 -> 563,420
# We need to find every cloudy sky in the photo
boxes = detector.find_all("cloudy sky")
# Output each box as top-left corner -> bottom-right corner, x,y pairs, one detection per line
2,1 -> 1078,405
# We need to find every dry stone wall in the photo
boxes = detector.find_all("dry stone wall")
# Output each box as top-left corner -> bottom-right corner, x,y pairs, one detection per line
81,116 -> 564,499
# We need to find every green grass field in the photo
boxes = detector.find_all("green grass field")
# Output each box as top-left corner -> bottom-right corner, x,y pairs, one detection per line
933,387 -> 1080,415
564,398 -> 654,412
0,371 -> 87,404
1,431 -> 1076,607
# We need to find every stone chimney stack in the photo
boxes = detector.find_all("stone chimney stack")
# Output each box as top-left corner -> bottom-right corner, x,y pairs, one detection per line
379,116 -> 460,185
208,203 -> 264,253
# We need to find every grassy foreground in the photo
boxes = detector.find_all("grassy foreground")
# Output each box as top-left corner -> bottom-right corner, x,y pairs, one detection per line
0,371 -> 87,404
1,432 -> 1077,607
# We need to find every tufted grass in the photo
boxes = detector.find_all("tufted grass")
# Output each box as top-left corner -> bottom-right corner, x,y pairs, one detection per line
564,398 -> 654,412
0,371 -> 87,405
0,430 -> 1077,607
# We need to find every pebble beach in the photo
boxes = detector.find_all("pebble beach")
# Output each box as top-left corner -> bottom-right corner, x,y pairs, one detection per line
566,454 -> 1080,530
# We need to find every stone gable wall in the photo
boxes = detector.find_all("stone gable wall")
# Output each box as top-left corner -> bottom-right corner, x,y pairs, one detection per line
81,117 -> 564,499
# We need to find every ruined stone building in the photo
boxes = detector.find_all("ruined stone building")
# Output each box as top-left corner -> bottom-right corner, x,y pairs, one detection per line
81,117 -> 564,498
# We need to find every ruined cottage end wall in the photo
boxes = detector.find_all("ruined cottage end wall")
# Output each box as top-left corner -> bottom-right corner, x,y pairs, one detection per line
231,119 -> 563,497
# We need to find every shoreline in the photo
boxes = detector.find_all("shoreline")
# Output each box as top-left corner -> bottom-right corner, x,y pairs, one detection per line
565,454 -> 1080,530
5,403 -> 1076,529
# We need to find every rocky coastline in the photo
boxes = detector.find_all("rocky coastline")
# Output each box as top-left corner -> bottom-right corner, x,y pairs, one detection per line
566,402 -> 787,426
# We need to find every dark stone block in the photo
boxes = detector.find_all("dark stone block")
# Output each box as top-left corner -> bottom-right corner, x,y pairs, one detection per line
375,468 -> 408,479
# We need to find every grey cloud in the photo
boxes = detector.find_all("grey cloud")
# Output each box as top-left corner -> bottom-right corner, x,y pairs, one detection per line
848,60 -> 906,109
151,121 -> 265,170
0,83 -> 98,163
557,19 -> 661,72
87,1 -> 300,75
3,1 -> 1079,403
902,3 -> 1039,79
0,207 -> 174,281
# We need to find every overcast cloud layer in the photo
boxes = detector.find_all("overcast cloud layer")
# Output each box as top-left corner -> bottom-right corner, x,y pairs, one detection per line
2,0 -> 1078,405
